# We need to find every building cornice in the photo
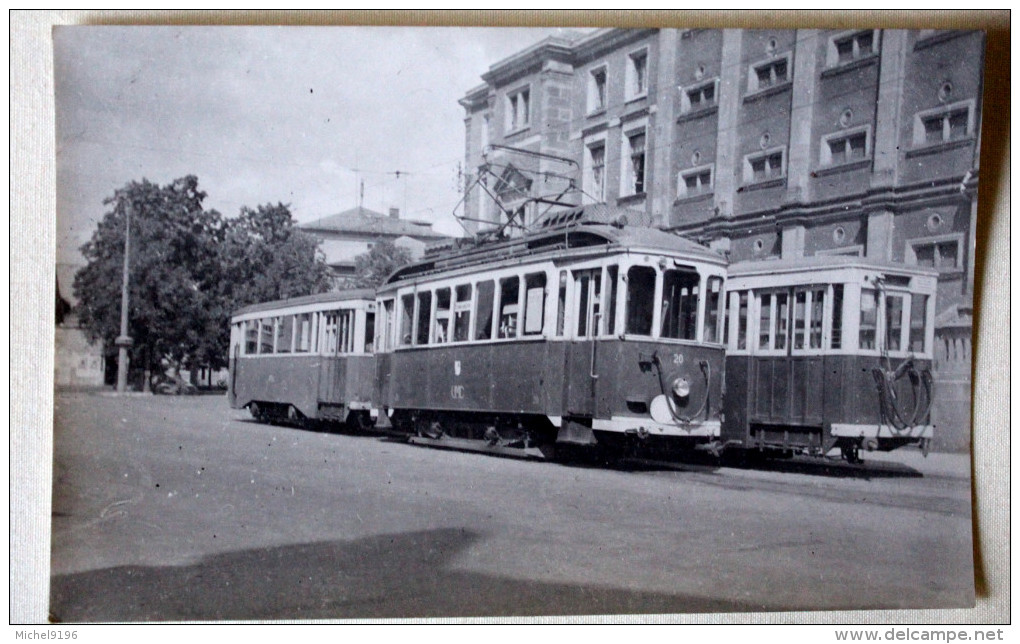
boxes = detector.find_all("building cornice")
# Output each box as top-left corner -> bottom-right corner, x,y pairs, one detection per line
480,37 -> 576,88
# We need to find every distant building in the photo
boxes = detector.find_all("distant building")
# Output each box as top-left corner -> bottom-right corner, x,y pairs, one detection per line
55,263 -> 105,388
299,206 -> 449,279
460,28 -> 984,451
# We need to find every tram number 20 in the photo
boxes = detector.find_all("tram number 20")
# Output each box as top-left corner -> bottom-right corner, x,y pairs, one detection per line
451,385 -> 465,399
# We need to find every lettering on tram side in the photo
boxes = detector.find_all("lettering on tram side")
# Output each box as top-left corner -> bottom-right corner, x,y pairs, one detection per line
454,360 -> 461,376
673,353 -> 684,366
451,385 -> 465,399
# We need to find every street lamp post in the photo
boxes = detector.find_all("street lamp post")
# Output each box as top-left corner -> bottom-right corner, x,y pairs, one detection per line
115,201 -> 133,393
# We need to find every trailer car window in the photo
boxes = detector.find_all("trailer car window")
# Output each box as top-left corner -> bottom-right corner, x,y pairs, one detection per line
810,288 -> 825,349
830,285 -> 844,349
259,318 -> 275,354
758,293 -> 773,349
626,266 -> 655,336
775,292 -> 788,350
885,294 -> 904,352
737,292 -> 748,350
859,288 -> 878,350
295,313 -> 312,353
381,299 -> 395,351
909,293 -> 928,353
276,315 -> 293,353
245,320 -> 258,355
704,276 -> 724,343
364,312 -> 375,353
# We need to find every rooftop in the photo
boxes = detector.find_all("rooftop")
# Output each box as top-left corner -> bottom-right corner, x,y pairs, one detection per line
300,206 -> 447,239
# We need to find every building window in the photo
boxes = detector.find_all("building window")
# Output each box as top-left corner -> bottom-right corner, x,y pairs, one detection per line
678,165 -> 713,198
743,148 -> 786,184
679,78 -> 719,114
622,130 -> 646,196
906,235 -> 963,273
827,30 -> 878,67
588,66 -> 607,114
820,127 -> 870,166
584,141 -> 606,202
747,54 -> 790,94
912,100 -> 975,147
626,48 -> 649,100
506,87 -> 530,132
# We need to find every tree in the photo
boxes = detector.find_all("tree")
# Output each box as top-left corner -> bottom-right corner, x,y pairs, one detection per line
208,203 -> 334,366
74,176 -> 224,379
346,240 -> 414,289
74,178 -> 333,383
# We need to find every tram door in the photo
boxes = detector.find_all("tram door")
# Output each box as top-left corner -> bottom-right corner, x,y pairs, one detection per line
566,268 -> 602,416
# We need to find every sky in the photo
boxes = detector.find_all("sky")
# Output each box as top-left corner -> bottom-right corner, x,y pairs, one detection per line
53,25 -> 579,265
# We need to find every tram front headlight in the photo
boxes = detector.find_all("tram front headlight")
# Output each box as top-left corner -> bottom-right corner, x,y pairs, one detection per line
672,377 -> 691,399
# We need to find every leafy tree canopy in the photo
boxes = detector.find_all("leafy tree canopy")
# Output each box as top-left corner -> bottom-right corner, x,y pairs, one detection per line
346,240 -> 414,289
74,177 -> 332,375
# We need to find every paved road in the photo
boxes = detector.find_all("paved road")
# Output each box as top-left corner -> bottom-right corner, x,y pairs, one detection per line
49,392 -> 975,621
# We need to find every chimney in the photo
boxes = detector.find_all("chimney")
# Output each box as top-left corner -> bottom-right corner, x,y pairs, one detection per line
389,207 -> 400,219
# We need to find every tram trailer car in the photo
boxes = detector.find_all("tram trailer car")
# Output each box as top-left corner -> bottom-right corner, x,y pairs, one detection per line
228,290 -> 377,429
721,257 -> 938,463
373,204 -> 729,458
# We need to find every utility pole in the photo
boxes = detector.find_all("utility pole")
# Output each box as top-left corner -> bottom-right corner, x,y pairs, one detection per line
115,200 -> 134,393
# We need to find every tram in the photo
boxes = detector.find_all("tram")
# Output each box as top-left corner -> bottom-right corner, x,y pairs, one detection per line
372,204 -> 729,457
228,290 -> 377,429
720,256 -> 938,463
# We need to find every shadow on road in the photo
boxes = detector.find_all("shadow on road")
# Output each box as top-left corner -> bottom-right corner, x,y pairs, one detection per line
50,527 -> 760,622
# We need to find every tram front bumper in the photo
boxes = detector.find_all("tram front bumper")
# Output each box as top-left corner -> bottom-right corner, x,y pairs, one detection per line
830,424 -> 934,439
591,417 -> 721,438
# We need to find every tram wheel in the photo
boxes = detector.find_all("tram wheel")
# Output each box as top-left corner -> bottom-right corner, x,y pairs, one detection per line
249,402 -> 264,423
841,444 -> 862,464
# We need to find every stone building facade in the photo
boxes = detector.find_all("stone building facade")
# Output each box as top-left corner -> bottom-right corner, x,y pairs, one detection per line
460,28 -> 984,450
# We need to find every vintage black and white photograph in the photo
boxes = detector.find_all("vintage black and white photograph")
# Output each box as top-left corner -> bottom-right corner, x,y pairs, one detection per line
32,15 -> 1005,623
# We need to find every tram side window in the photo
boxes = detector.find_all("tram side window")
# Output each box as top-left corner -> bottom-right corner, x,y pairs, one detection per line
885,294 -> 904,352
323,313 -> 338,354
295,313 -> 312,352
661,268 -> 699,340
809,288 -> 825,349
556,271 -> 568,336
245,320 -> 258,355
453,285 -> 472,342
381,299 -> 395,351
830,285 -> 844,350
276,315 -> 293,353
364,312 -> 375,353
626,266 -> 656,336
758,293 -> 773,349
574,270 -> 601,337
737,292 -> 748,350
433,288 -> 451,343
523,273 -> 546,336
400,294 -> 415,346
859,288 -> 878,350
415,292 -> 432,345
259,317 -> 275,354
604,266 -> 618,335
475,280 -> 495,340
775,292 -> 789,350
909,294 -> 928,352
498,276 -> 520,338
704,276 -> 724,343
